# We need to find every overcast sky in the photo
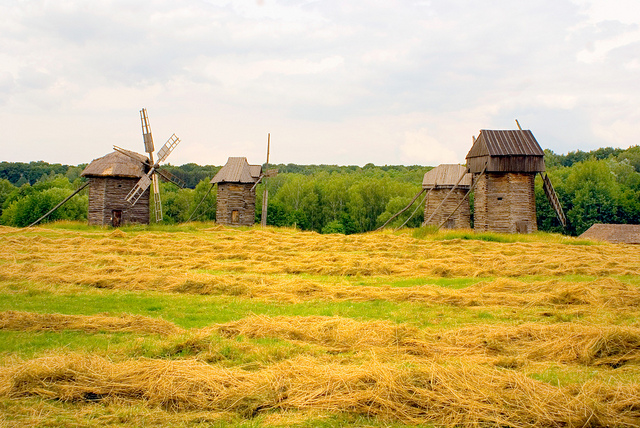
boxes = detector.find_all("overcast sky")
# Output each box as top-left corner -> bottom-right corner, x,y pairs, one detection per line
1,0 -> 639,167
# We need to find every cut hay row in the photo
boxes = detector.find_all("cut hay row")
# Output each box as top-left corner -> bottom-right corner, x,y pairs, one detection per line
5,259 -> 638,309
3,353 -> 634,427
215,315 -> 640,367
7,311 -> 639,368
0,311 -> 183,336
1,228 -> 639,279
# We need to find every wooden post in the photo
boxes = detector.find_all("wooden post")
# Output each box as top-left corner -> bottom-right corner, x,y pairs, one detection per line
515,119 -> 523,130
261,133 -> 270,227
376,188 -> 425,231
28,181 -> 90,227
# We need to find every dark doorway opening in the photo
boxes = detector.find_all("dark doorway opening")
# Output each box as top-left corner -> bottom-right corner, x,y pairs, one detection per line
112,210 -> 123,227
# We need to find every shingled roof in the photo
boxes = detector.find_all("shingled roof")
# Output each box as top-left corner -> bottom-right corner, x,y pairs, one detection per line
81,150 -> 148,178
422,164 -> 472,189
210,157 -> 262,184
579,224 -> 640,244
466,130 -> 544,159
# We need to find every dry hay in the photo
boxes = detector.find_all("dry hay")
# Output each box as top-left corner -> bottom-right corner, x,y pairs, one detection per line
212,315 -> 640,367
214,315 -> 418,351
432,323 -> 640,367
1,228 -> 639,288
0,353 -> 611,427
3,310 -> 639,369
172,276 -> 640,310
0,311 -> 183,336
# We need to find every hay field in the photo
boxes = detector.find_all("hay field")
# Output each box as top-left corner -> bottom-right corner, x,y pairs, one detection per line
0,223 -> 639,427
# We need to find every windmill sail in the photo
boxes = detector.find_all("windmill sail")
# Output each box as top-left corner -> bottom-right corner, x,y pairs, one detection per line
156,168 -> 185,188
157,134 -> 180,163
542,173 -> 566,227
140,108 -> 154,154
152,173 -> 162,222
126,173 -> 152,204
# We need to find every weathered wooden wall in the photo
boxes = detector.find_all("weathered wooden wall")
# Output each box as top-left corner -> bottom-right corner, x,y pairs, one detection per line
473,173 -> 537,233
467,156 -> 545,174
216,183 -> 257,226
424,188 -> 471,229
87,177 -> 150,226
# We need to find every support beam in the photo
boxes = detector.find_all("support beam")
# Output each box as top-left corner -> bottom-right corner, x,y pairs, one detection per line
28,181 -> 90,227
376,188 -> 426,231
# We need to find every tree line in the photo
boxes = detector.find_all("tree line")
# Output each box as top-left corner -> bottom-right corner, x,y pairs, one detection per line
1,144 -> 639,235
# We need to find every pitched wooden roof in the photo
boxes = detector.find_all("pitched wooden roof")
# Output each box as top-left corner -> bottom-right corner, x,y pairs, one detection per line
210,157 -> 262,184
81,150 -> 148,178
422,164 -> 472,189
466,130 -> 544,159
579,224 -> 640,244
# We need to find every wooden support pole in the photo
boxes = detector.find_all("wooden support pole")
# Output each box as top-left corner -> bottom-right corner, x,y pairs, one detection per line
515,119 -> 523,130
186,184 -> 214,223
437,165 -> 486,230
376,188 -> 426,231
394,189 -> 430,231
261,133 -> 270,227
28,181 -> 90,228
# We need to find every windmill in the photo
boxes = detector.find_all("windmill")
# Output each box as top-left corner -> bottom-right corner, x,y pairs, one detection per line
113,108 -> 184,222
466,121 -> 566,233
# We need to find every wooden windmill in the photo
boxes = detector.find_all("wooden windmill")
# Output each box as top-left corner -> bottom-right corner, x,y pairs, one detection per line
466,125 -> 566,233
188,134 -> 277,226
210,157 -> 263,226
422,164 -> 472,229
81,108 -> 183,227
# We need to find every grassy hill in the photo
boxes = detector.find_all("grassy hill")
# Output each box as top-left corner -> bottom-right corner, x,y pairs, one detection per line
0,223 -> 639,427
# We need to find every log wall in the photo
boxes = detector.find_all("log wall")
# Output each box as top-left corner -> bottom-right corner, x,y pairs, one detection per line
473,173 -> 537,233
216,183 -> 256,226
87,177 -> 150,226
424,188 -> 470,229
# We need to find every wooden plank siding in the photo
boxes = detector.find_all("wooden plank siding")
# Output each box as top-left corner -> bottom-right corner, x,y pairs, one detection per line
424,188 -> 471,229
87,177 -> 150,226
467,155 -> 545,174
473,173 -> 537,233
216,183 -> 257,227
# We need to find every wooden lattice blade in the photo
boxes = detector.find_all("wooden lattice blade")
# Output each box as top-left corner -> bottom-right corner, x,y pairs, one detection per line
125,173 -> 152,205
140,108 -> 154,154
152,173 -> 162,222
156,134 -> 180,164
156,168 -> 185,188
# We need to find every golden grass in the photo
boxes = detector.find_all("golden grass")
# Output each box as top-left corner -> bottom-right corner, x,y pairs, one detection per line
1,226 -> 639,427
0,353 -> 618,427
0,311 -> 183,336
1,227 -> 638,286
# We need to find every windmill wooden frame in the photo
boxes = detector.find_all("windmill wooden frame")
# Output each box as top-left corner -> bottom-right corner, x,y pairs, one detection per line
466,127 -> 565,234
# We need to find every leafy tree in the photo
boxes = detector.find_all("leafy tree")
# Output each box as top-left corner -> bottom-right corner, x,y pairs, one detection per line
0,179 -> 16,217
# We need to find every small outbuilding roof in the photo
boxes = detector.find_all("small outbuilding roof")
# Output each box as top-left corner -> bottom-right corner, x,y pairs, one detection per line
466,130 -> 544,159
81,150 -> 148,178
579,224 -> 640,244
422,164 -> 472,189
210,157 -> 262,184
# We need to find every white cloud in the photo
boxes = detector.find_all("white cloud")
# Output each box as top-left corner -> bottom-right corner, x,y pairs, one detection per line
1,0 -> 639,166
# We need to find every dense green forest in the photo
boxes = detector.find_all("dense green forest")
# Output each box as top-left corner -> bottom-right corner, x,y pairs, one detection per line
1,145 -> 639,235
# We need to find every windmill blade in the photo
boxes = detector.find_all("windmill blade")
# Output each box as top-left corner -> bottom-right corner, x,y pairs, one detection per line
542,173 -> 567,227
152,173 -> 162,222
140,108 -> 154,158
156,134 -> 180,164
125,171 -> 153,205
156,168 -> 185,188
